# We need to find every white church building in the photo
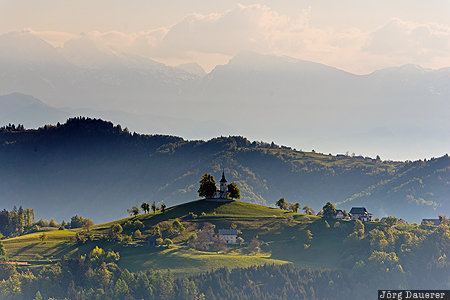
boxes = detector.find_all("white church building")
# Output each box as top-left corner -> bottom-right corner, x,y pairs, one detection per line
207,171 -> 234,202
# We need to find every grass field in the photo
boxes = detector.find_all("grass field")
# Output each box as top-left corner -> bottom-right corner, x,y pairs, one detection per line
2,200 -> 349,275
118,246 -> 288,275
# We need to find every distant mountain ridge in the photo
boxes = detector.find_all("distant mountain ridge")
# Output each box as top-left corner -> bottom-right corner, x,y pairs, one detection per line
0,117 -> 448,223
1,31 -> 449,160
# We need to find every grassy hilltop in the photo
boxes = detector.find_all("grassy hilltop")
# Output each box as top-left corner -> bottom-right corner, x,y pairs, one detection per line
4,200 -> 303,275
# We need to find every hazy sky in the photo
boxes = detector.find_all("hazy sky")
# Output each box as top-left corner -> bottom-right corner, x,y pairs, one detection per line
1,0 -> 449,73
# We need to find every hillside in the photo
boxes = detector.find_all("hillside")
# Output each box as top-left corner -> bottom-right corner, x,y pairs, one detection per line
3,200 -> 299,274
3,199 -> 448,278
0,117 -> 449,223
2,199 -> 449,299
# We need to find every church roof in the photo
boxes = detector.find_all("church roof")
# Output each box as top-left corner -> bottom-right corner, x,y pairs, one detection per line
220,171 -> 227,183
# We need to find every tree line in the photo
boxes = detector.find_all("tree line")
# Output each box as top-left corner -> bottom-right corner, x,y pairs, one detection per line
0,207 -> 93,239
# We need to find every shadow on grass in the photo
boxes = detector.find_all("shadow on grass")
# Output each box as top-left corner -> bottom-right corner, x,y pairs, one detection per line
14,242 -> 40,256
43,242 -> 79,258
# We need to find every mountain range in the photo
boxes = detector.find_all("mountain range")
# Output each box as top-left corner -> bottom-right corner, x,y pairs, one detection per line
0,117 -> 448,223
0,30 -> 449,160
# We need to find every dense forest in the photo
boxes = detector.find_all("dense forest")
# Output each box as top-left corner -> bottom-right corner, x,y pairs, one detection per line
0,117 -> 449,223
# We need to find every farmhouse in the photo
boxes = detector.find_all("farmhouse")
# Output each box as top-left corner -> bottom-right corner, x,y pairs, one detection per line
217,229 -> 238,244
334,210 -> 345,219
349,207 -> 372,222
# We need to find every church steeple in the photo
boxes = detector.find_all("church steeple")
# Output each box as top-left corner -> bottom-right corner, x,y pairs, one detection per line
220,171 -> 227,183
219,170 -> 228,197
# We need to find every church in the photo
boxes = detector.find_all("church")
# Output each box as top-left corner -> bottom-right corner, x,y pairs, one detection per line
207,171 -> 233,202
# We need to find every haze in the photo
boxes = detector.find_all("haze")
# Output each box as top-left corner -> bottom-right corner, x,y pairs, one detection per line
0,1 -> 449,160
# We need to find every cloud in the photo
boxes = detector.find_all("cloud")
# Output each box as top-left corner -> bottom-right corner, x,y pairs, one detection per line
363,18 -> 450,65
16,4 -> 450,73
151,4 -> 311,58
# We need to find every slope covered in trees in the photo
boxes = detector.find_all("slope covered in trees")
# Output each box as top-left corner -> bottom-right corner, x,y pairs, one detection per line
0,117 -> 448,223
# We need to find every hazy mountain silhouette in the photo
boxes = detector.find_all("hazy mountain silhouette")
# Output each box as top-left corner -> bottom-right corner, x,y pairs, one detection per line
0,31 -> 448,159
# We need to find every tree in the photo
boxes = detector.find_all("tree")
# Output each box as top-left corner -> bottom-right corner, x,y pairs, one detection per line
187,233 -> 197,248
276,198 -> 289,210
248,238 -> 262,253
343,210 -> 349,218
171,219 -> 185,235
195,223 -> 215,250
109,224 -> 123,240
49,219 -> 58,227
322,202 -> 337,218
70,215 -> 88,228
141,202 -> 150,214
164,238 -> 173,248
152,225 -> 161,237
198,173 -> 217,198
289,203 -> 300,213
303,206 -> 315,215
0,242 -> 7,261
39,232 -> 47,242
227,182 -> 241,199
83,219 -> 94,231
212,235 -> 227,252
34,291 -> 43,300
61,220 -> 67,229
127,206 -> 140,216
134,229 -> 142,238
384,216 -> 398,227
151,202 -> 157,213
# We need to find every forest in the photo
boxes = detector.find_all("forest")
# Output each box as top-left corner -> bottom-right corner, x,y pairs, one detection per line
0,117 -> 448,223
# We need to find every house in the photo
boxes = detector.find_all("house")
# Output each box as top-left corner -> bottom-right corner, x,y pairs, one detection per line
349,207 -> 372,222
421,219 -> 441,226
334,210 -> 345,219
217,229 -> 238,244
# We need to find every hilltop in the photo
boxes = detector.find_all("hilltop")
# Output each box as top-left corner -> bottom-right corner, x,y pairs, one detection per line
3,200 -> 303,274
0,117 -> 449,223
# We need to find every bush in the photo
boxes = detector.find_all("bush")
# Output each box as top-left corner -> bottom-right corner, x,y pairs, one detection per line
164,238 -> 173,248
133,220 -> 144,230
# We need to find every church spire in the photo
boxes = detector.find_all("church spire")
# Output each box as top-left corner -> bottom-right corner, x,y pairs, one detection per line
220,170 -> 227,183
